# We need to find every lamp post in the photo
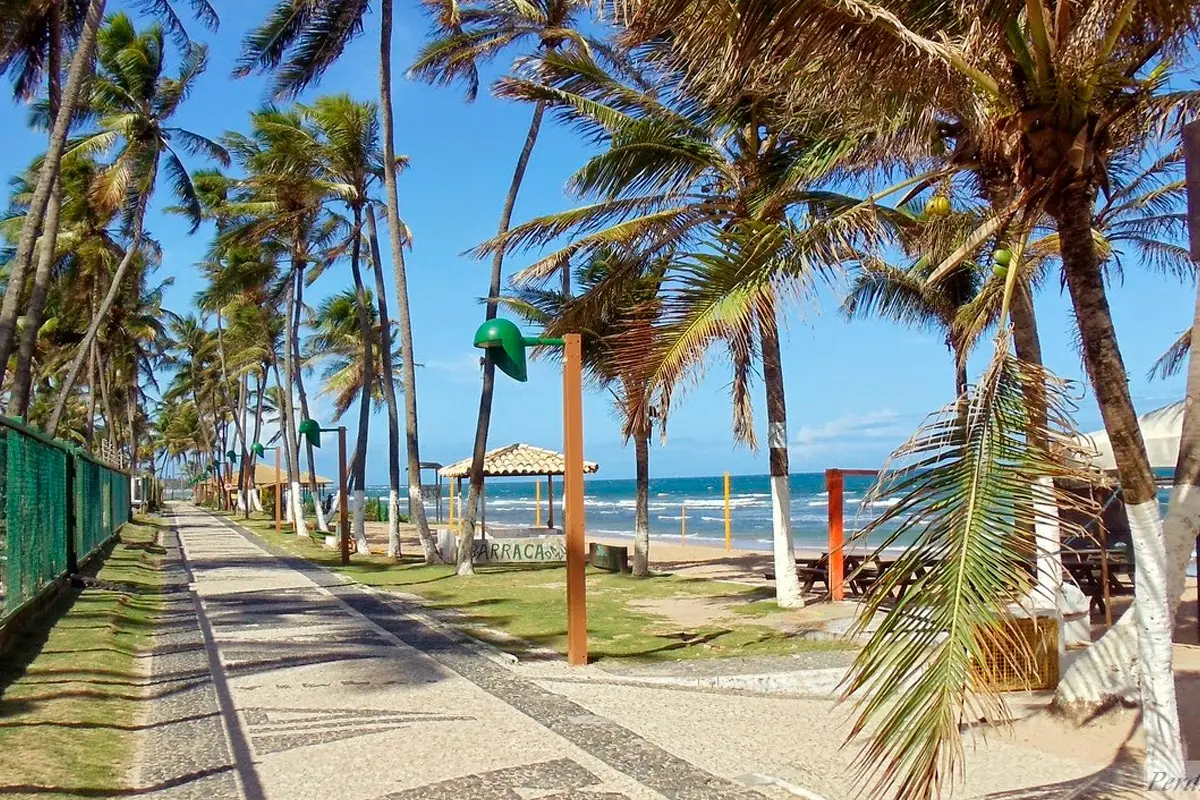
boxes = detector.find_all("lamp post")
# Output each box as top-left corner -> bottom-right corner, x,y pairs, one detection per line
226,449 -> 242,516
473,319 -> 588,666
253,442 -> 282,534
299,419 -> 350,565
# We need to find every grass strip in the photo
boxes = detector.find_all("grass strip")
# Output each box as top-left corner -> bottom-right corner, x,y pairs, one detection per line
0,516 -> 168,798
217,510 -> 853,663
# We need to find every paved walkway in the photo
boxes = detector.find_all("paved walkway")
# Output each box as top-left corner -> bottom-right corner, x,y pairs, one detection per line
132,504 -> 1148,800
134,504 -> 768,800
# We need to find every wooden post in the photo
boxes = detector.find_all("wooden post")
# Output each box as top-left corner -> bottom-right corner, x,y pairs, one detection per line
723,472 -> 731,551
536,479 -> 542,527
827,469 -> 845,601
274,447 -> 281,534
563,333 -> 588,667
449,478 -> 456,527
339,426 -> 349,566
548,474 -> 555,529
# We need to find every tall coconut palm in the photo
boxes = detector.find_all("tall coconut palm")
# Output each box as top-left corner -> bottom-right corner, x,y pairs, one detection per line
411,0 -> 599,575
0,0 -> 217,384
0,0 -> 88,414
479,48 -> 881,604
613,0 -> 1200,782
46,13 -> 228,436
222,108 -> 339,537
503,249 -> 668,576
304,288 -> 402,554
236,0 -> 441,560
301,94 -> 431,557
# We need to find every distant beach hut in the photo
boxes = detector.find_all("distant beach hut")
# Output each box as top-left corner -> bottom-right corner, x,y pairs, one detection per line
439,443 -> 599,530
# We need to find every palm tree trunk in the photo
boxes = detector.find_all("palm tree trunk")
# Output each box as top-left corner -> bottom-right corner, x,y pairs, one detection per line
1050,183 -> 1183,781
46,216 -> 145,437
0,0 -> 106,372
632,426 -> 651,577
291,269 -> 328,532
458,100 -> 548,576
248,368 -> 267,513
126,385 -> 137,471
9,6 -> 64,417
85,341 -> 98,445
379,0 -> 438,563
365,206 -> 407,560
280,272 -> 307,537
1060,126 -> 1200,724
760,292 -> 803,608
348,210 -> 373,555
10,179 -> 62,417
954,358 -> 967,399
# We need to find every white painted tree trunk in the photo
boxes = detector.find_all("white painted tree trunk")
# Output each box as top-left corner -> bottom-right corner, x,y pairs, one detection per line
290,481 -> 308,538
1031,476 -> 1065,665
329,491 -> 341,516
353,489 -> 369,555
387,490 -> 401,558
770,474 -> 804,608
1126,499 -> 1185,784
237,491 -> 249,513
250,488 -> 263,513
313,489 -> 329,532
284,488 -> 293,523
1056,489 -> 1199,707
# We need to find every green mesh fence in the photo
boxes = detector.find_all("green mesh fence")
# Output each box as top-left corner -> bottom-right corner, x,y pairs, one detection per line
0,418 -> 133,620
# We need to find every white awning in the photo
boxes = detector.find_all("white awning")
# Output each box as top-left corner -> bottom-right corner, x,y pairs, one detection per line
1077,401 -> 1185,470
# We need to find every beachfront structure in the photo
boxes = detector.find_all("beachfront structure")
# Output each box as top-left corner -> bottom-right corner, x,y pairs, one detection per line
439,443 -> 598,530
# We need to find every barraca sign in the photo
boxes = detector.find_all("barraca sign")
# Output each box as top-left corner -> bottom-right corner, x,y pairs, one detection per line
472,536 -> 566,564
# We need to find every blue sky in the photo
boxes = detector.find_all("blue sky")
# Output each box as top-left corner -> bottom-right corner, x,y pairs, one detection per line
2,3 -> 1193,483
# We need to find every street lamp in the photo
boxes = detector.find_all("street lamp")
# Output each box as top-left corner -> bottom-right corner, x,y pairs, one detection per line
253,442 -> 283,534
299,418 -> 349,566
474,318 -> 588,667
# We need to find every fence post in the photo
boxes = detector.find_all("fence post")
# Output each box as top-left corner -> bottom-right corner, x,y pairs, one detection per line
65,449 -> 78,575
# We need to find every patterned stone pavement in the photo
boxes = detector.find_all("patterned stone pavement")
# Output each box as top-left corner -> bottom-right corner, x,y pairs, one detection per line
134,504 -> 768,800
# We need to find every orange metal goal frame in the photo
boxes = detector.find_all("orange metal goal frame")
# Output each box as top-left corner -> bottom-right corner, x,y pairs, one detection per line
824,468 -> 880,602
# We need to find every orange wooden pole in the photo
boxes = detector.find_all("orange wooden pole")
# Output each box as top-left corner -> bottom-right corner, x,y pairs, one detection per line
563,334 -> 588,666
339,426 -> 350,565
827,469 -> 845,601
275,447 -> 282,534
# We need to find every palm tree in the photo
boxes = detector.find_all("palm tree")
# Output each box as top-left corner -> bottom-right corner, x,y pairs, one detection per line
0,0 -> 217,384
479,48 -> 877,604
611,0 -> 1199,783
46,13 -> 228,436
0,0 -> 88,413
222,107 -> 339,537
301,94 -> 439,559
410,0 -> 597,575
504,250 -> 667,576
236,0 -> 440,559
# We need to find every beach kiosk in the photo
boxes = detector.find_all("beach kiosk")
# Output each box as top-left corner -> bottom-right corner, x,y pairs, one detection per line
439,443 -> 599,532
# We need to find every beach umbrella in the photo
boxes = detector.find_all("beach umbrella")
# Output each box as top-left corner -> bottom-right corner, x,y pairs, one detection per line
1077,400 -> 1184,470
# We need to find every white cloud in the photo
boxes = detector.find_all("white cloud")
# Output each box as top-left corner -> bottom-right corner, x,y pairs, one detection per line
789,409 -> 910,460
792,409 -> 904,445
424,354 -> 484,385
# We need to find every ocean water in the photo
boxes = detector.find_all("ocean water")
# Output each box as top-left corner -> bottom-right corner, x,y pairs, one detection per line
369,472 -> 900,553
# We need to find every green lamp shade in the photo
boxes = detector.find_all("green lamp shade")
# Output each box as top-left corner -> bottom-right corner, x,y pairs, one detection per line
474,318 -> 528,382
298,418 -> 322,447
226,449 -> 238,463
252,443 -> 266,457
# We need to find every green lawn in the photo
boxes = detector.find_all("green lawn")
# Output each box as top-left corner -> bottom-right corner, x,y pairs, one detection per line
0,517 -> 167,798
220,510 -> 854,663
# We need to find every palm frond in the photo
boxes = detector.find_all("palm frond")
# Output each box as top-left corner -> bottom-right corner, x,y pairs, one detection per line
843,333 -> 1101,800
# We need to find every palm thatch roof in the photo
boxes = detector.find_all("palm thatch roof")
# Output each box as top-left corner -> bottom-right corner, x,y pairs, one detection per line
249,463 -> 332,486
438,443 -> 599,479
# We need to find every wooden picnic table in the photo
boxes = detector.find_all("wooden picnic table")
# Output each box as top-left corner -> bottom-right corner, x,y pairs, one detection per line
1062,547 -> 1134,615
